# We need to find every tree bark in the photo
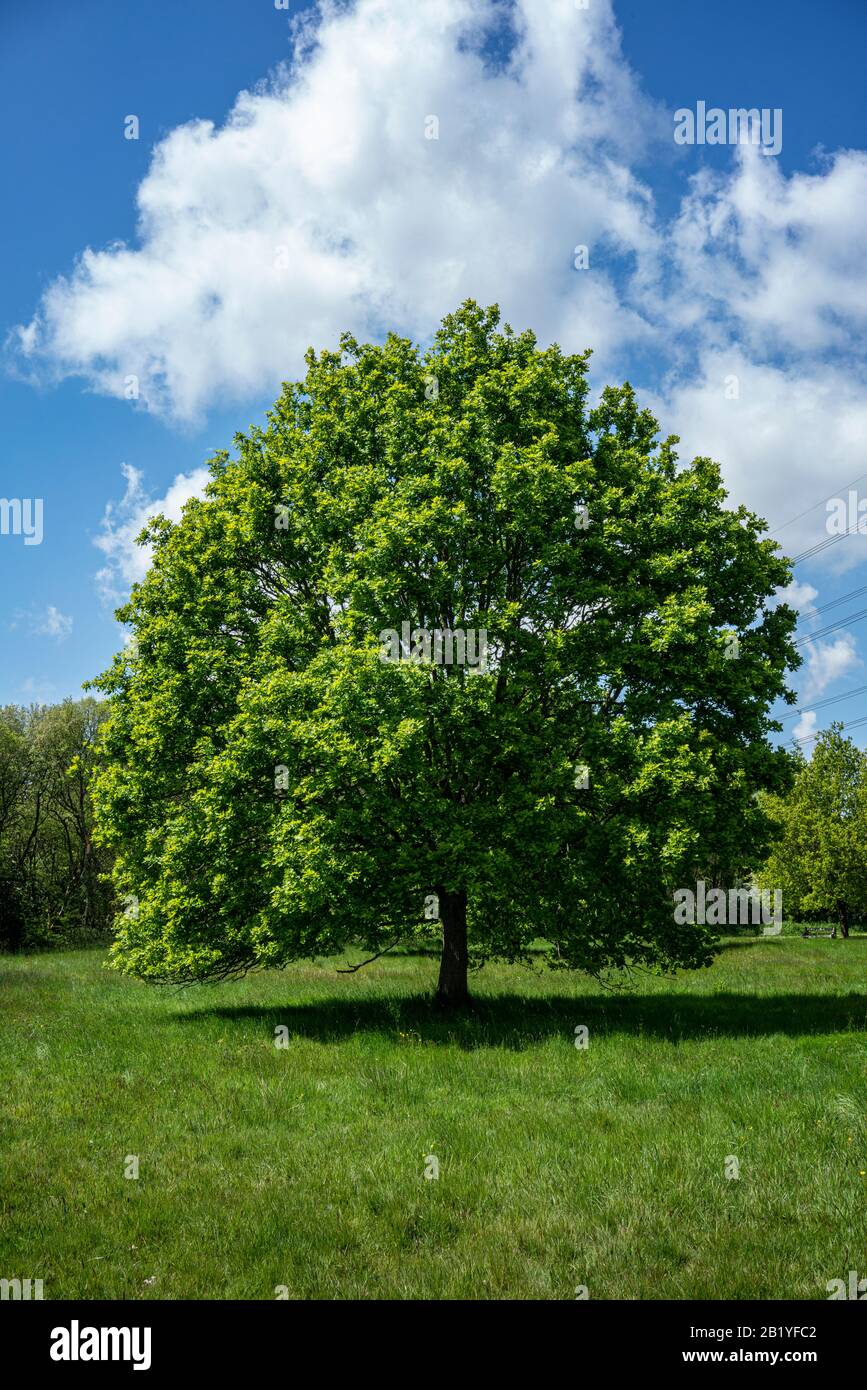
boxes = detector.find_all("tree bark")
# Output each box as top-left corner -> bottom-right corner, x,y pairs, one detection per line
837,899 -> 850,939
435,889 -> 469,1008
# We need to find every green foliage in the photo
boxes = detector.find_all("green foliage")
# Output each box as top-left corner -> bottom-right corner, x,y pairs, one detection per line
757,726 -> 867,931
91,301 -> 798,986
0,698 -> 114,949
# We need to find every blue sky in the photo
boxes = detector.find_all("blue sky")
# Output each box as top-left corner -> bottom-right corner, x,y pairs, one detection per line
2,0 -> 867,749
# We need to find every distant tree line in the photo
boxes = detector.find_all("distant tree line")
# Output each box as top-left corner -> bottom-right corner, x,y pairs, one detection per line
0,698 -> 114,950
756,724 -> 867,936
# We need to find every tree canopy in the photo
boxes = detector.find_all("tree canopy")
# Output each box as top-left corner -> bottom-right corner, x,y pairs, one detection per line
91,301 -> 798,1004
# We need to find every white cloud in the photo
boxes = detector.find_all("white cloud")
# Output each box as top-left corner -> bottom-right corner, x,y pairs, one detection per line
37,606 -> 73,641
667,148 -> 867,357
654,145 -> 867,568
7,0 -> 867,616
9,605 -> 74,641
656,354 -> 867,566
777,580 -> 817,615
94,462 -> 210,600
12,0 -> 663,424
798,634 -> 861,705
792,708 -> 817,743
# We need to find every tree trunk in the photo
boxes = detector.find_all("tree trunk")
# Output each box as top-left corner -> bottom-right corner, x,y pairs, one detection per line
837,900 -> 850,939
435,889 -> 469,1008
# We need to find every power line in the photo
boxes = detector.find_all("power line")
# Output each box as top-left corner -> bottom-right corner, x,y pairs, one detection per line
770,470 -> 867,536
794,712 -> 867,745
793,604 -> 867,647
795,582 -> 867,623
790,529 -> 860,567
779,683 -> 867,721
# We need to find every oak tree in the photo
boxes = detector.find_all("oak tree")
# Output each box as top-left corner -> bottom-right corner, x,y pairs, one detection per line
91,302 -> 798,1005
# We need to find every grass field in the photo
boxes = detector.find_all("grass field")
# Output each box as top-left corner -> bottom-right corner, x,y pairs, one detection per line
2,937 -> 866,1300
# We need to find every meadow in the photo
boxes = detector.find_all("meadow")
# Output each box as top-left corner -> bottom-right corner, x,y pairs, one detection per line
1,935 -> 866,1300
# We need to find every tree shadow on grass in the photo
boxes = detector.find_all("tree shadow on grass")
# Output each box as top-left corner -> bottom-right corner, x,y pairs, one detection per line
175,991 -> 867,1050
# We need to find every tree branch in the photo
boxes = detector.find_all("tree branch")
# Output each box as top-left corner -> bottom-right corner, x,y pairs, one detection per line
336,936 -> 405,972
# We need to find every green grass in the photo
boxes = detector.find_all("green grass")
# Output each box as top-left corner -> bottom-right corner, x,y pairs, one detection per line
2,937 -> 867,1300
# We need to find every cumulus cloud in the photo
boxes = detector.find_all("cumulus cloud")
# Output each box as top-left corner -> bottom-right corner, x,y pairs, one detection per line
654,143 -> 867,566
798,634 -> 861,706
7,0 -> 867,612
667,148 -> 867,357
777,580 -> 818,615
657,353 -> 867,565
12,0 -> 663,424
94,462 -> 210,601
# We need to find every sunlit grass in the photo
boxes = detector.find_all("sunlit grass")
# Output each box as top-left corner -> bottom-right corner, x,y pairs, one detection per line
1,935 -> 866,1299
